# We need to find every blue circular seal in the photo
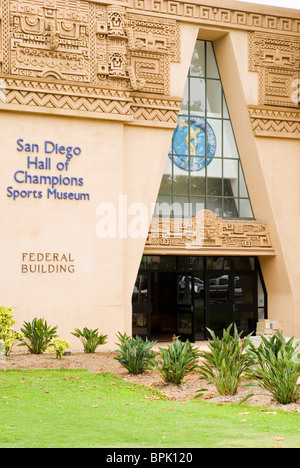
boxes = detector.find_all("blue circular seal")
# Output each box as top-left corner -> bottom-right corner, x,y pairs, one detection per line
171,116 -> 217,171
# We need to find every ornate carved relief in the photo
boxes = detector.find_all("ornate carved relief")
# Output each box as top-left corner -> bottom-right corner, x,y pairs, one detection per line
0,0 -> 181,125
248,31 -> 300,139
145,210 -> 272,253
248,106 -> 300,139
249,31 -> 300,108
130,0 -> 300,35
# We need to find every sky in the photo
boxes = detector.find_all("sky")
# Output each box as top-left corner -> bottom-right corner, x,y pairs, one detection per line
238,0 -> 300,9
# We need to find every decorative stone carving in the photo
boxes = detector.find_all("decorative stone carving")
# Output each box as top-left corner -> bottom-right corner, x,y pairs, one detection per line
145,210 -> 273,253
248,31 -> 300,139
249,31 -> 300,109
0,0 -> 181,125
248,106 -> 300,139
130,0 -> 300,35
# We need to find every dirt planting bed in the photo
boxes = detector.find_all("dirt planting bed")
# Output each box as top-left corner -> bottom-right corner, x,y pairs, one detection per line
0,350 -> 299,413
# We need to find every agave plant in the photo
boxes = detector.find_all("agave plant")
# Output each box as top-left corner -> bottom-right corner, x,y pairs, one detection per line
114,332 -> 158,375
20,318 -> 58,354
245,332 -> 300,405
196,324 -> 253,397
71,327 -> 107,353
157,337 -> 200,385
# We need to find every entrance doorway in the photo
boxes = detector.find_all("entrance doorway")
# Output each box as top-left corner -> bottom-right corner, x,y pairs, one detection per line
132,256 -> 267,342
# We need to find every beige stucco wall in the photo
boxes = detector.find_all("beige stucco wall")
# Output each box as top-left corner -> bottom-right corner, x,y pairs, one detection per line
0,22 -> 198,349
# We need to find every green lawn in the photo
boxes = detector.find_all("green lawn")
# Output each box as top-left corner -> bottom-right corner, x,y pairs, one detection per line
0,369 -> 299,448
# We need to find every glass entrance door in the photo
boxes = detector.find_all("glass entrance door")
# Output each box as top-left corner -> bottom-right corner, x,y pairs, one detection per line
205,271 -> 232,338
176,273 -> 195,342
233,272 -> 258,336
205,270 -> 258,338
132,256 -> 266,342
132,273 -> 151,339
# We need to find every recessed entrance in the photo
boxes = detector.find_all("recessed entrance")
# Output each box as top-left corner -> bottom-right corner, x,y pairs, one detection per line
132,256 -> 267,342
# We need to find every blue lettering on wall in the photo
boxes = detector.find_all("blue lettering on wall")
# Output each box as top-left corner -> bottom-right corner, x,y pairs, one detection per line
7,139 -> 89,202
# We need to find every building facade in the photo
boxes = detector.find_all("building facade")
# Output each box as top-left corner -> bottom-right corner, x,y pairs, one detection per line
0,0 -> 299,348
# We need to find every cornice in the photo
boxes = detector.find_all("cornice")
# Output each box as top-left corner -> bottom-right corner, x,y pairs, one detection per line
126,0 -> 300,35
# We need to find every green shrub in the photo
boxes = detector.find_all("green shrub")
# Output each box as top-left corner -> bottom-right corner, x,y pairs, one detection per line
20,318 -> 58,355
0,306 -> 23,356
197,324 -> 253,397
157,337 -> 200,385
245,332 -> 300,405
48,338 -> 70,359
114,332 -> 158,375
71,327 -> 107,353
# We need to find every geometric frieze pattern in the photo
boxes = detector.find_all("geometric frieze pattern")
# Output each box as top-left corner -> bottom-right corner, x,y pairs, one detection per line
0,0 -> 298,139
0,0 -> 181,125
248,106 -> 300,139
248,31 -> 300,139
130,0 -> 300,35
146,210 -> 272,252
249,32 -> 300,108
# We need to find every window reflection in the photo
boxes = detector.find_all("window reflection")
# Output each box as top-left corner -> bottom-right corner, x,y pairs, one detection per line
156,40 -> 253,219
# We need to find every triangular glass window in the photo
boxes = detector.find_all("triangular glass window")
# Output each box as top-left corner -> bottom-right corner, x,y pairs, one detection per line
155,40 -> 254,219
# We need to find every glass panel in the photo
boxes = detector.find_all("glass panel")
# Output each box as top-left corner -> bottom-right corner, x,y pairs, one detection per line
155,40 -> 253,221
208,309 -> 229,338
190,78 -> 205,115
132,312 -> 148,336
159,158 -> 172,194
142,256 -> 177,270
195,308 -> 205,340
154,195 -> 172,217
208,274 -> 230,303
180,81 -> 189,113
207,119 -> 221,157
178,313 -> 192,335
240,199 -> 253,218
223,96 -> 229,119
239,164 -> 248,198
235,275 -> 254,304
258,308 -> 265,320
258,272 -> 265,308
132,275 -> 148,304
191,259 -> 205,271
190,40 -> 205,77
223,159 -> 238,208
206,197 -> 223,218
206,257 -> 232,270
206,42 -> 220,79
190,196 -> 205,216
190,171 -> 205,195
173,170 -> 189,195
173,156 -> 190,195
178,274 -> 192,305
172,196 -> 189,217
207,80 -> 222,118
234,308 -> 256,335
207,158 -> 222,195
223,197 -> 238,218
207,178 -> 222,197
223,158 -> 238,180
223,121 -> 238,158
223,179 -> 234,197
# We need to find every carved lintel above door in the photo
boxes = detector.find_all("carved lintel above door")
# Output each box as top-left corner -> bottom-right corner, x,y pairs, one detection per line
144,210 -> 274,256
